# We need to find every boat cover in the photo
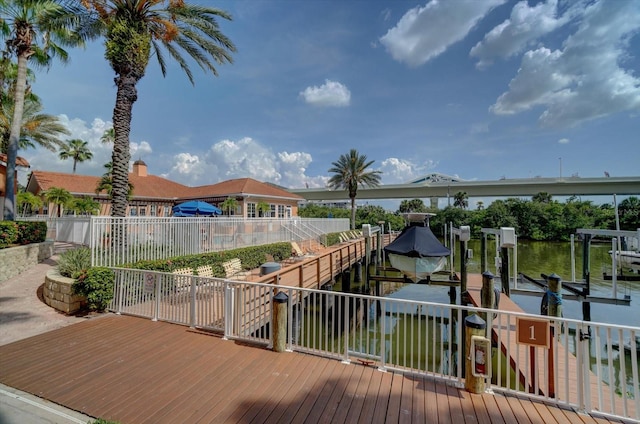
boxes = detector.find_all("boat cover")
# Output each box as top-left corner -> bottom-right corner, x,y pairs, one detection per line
384,225 -> 451,258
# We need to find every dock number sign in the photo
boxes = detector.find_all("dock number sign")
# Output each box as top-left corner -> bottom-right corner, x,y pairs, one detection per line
516,317 -> 550,348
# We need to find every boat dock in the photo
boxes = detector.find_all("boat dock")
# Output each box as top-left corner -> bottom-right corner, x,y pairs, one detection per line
465,273 -> 636,418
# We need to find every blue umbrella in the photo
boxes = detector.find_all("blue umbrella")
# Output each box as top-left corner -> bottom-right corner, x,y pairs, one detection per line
172,200 -> 222,216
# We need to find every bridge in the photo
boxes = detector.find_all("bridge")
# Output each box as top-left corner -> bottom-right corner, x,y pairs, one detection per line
290,175 -> 640,201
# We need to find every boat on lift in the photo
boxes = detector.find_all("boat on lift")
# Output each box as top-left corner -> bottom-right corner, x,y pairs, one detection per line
610,250 -> 640,272
384,213 -> 451,283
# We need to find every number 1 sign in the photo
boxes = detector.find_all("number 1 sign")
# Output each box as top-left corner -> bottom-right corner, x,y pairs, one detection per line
516,317 -> 550,348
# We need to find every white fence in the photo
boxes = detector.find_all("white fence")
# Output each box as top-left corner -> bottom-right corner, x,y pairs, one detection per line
91,217 -> 348,267
111,268 -> 640,423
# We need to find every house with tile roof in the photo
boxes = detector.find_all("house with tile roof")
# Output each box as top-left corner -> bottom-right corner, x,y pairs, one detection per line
25,160 -> 303,218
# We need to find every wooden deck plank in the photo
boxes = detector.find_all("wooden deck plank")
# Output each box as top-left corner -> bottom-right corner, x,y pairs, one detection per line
445,382 -> 467,424
421,375 -> 439,423
0,314 -> 622,424
288,358 -> 343,424
330,362 -> 366,424
435,379 -> 452,423
355,365 -> 384,424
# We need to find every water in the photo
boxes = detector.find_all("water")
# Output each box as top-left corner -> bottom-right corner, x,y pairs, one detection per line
388,239 -> 640,328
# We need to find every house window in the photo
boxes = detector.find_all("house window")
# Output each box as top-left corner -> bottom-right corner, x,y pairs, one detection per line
247,202 -> 256,218
286,206 -> 292,218
130,207 -> 137,216
139,206 -> 147,216
277,205 -> 285,218
150,206 -> 156,216
269,204 -> 276,218
164,206 -> 171,216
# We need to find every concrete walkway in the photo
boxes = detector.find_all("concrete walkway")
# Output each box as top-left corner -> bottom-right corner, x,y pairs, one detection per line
0,242 -> 94,423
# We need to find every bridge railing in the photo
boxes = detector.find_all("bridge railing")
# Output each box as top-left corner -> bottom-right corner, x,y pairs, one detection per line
110,268 -> 639,422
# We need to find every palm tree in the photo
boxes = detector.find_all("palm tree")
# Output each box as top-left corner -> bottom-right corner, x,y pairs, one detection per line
220,197 -> 238,216
0,93 -> 70,153
0,0 -> 82,220
327,149 -> 382,230
78,1 -> 236,217
58,138 -> 93,173
257,201 -> 270,217
100,127 -> 114,144
71,196 -> 100,216
453,191 -> 468,209
532,192 -> 552,203
16,190 -> 42,215
95,161 -> 133,199
43,186 -> 72,217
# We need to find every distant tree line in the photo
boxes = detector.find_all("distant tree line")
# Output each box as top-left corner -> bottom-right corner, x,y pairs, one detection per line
300,194 -> 640,241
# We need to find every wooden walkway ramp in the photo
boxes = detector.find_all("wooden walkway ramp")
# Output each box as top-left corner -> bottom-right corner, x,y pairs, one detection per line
0,315 -> 617,424
465,274 -> 633,417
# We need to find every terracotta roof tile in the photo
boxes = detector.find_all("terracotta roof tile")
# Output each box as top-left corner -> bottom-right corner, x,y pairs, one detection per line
0,154 -> 30,168
29,172 -> 302,201
188,178 -> 303,200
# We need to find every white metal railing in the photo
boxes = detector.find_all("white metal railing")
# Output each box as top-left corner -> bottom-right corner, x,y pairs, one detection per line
91,217 -> 349,267
110,268 -> 640,422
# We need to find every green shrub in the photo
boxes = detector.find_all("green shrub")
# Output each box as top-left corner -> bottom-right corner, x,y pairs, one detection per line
122,242 -> 293,276
57,247 -> 92,279
0,221 -> 19,248
73,267 -> 115,311
16,221 -> 47,244
90,419 -> 120,424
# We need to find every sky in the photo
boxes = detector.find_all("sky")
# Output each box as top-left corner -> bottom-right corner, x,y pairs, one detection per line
18,0 -> 640,208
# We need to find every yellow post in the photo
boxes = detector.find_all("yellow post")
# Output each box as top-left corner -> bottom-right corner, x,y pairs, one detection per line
465,314 -> 487,394
272,291 -> 288,352
480,271 -> 495,321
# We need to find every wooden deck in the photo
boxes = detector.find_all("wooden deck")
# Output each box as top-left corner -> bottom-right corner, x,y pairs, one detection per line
0,314 -> 619,424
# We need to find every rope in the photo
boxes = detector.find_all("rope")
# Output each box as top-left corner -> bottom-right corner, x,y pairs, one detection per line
545,289 -> 563,306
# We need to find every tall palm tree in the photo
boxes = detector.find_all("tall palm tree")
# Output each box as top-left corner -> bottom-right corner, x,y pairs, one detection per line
0,0 -> 83,220
79,1 -> 236,217
327,149 -> 382,230
0,93 -> 69,153
58,138 -> 93,173
43,186 -> 72,217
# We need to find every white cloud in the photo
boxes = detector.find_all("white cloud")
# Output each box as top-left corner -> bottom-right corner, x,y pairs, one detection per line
379,157 -> 437,184
162,137 -> 328,189
299,79 -> 351,107
380,0 -> 506,67
22,116 -> 114,181
130,141 -> 152,160
490,0 -> 640,128
558,138 -> 570,144
470,0 -> 576,69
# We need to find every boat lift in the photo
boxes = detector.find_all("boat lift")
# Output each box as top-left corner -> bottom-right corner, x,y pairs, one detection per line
512,228 -> 633,322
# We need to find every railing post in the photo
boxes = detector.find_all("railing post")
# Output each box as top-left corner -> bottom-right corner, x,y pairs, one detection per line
153,272 -> 160,322
223,280 -> 233,340
189,275 -> 196,328
272,291 -> 288,353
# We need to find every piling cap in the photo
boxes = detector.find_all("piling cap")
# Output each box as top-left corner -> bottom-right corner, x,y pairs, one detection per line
482,270 -> 494,279
547,273 -> 562,282
465,313 -> 486,330
273,291 -> 289,303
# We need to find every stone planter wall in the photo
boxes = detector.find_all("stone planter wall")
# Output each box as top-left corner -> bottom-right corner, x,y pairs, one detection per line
0,241 -> 54,283
43,269 -> 87,314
